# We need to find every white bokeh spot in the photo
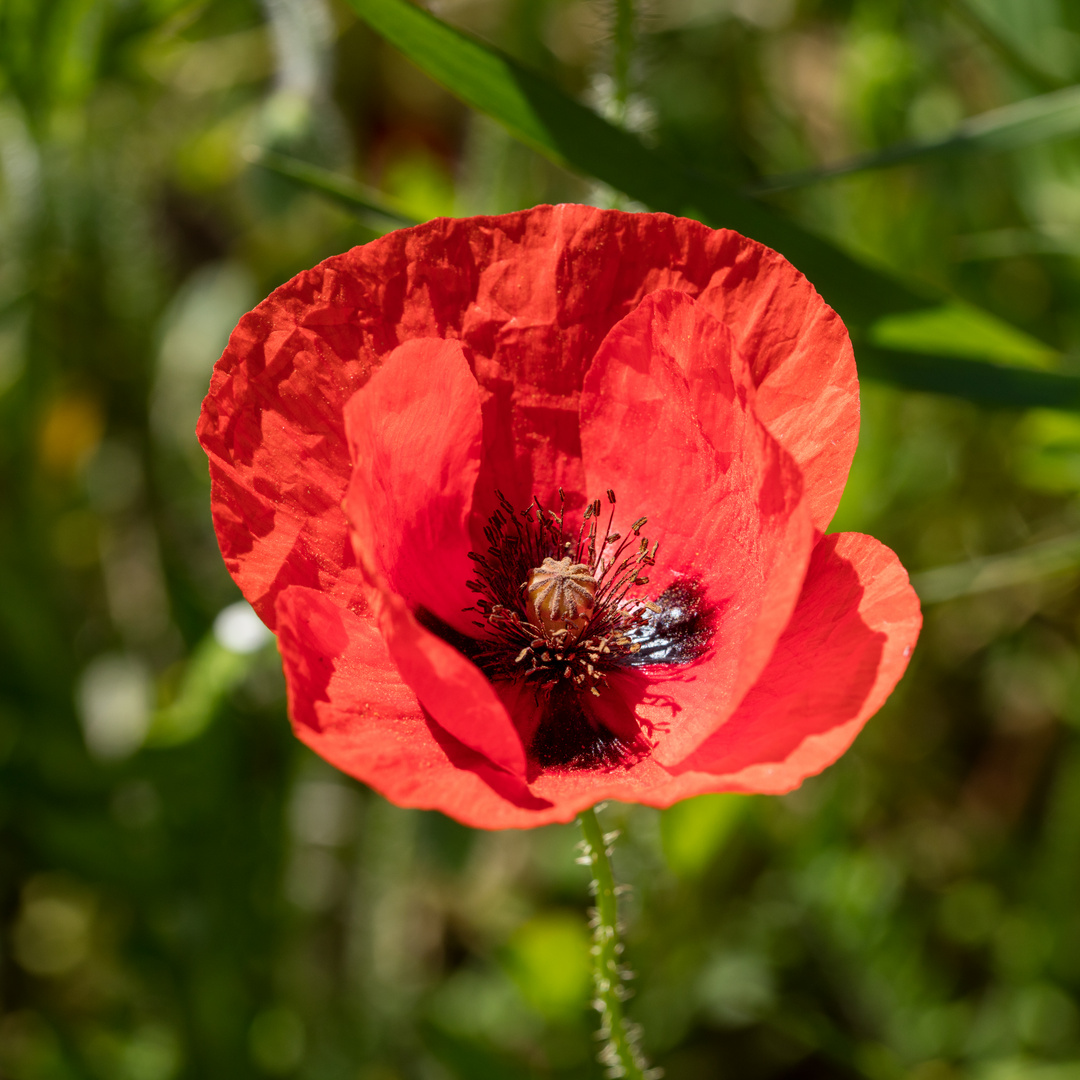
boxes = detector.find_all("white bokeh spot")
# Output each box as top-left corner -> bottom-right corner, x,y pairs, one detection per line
214,601 -> 273,655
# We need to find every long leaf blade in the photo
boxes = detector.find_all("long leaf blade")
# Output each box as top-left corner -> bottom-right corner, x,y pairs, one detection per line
859,346 -> 1080,408
912,531 -> 1080,604
757,84 -> 1080,193
249,148 -> 418,227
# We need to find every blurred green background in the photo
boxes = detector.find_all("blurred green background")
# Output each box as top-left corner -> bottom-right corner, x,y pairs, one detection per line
3,0 -> 1080,1078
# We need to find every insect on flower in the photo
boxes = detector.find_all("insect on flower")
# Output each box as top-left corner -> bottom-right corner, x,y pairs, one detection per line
198,204 -> 921,828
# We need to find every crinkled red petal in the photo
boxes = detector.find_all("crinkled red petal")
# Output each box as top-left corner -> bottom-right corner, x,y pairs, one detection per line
199,206 -> 856,628
361,569 -> 527,778
274,531 -> 917,828
342,337 -> 481,636
580,290 -> 815,761
276,586 -> 543,816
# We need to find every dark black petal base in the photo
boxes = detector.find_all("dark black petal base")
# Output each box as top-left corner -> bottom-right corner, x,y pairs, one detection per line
529,683 -> 645,771
626,578 -> 714,667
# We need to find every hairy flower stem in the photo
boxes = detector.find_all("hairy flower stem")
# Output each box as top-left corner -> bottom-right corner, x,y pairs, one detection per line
578,806 -> 655,1080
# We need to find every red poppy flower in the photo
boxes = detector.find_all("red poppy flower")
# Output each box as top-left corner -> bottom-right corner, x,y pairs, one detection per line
198,204 -> 921,829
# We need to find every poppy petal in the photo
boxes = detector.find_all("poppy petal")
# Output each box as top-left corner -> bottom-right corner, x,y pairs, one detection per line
275,585 -> 545,817
580,290 -> 815,761
342,337 -> 482,635
365,574 -> 528,779
670,530 -> 922,786
694,242 -> 857,532
198,286 -> 373,628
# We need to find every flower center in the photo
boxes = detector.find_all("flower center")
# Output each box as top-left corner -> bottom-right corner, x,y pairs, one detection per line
464,488 -> 660,697
452,488 -> 712,772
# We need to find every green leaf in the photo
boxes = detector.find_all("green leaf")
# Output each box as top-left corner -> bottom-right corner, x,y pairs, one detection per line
612,0 -> 635,119
757,83 -> 1080,193
248,148 -> 418,228
661,793 -> 748,878
504,913 -> 593,1018
869,302 -> 1059,369
857,346 -> 1080,409
343,0 -> 1080,410
946,0 -> 1068,95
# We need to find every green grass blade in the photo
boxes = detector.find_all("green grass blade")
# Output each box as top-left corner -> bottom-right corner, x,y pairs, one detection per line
912,530 -> 1080,604
757,83 -> 1080,193
248,147 -> 419,227
344,0 -> 1080,410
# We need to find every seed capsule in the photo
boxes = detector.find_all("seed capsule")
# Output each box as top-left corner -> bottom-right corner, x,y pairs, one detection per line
525,556 -> 597,639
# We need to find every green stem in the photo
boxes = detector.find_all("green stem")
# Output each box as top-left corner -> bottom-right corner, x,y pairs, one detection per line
578,805 -> 652,1080
611,0 -> 634,125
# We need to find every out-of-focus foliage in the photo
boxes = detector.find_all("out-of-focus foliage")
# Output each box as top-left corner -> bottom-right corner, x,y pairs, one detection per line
2,1 -> 1080,1078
